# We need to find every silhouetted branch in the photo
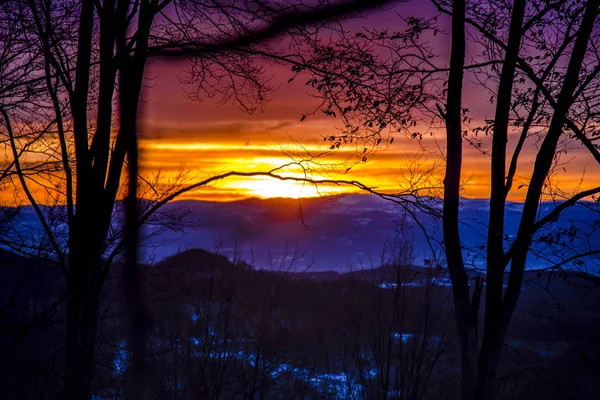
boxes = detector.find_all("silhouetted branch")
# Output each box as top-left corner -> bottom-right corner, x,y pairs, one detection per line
149,0 -> 402,57
0,108 -> 67,274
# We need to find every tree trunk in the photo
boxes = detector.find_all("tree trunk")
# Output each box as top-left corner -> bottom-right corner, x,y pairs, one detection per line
477,1 -> 526,399
64,241 -> 103,400
442,1 -> 478,399
475,1 -> 599,399
63,1 -> 97,397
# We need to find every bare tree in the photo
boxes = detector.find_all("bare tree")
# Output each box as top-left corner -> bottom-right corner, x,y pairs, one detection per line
337,223 -> 454,400
286,0 -> 600,399
0,1 -> 404,399
437,1 -> 600,398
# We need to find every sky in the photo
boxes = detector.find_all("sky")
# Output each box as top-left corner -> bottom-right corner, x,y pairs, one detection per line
138,59 -> 599,201
3,0 -> 599,204
137,0 -> 600,202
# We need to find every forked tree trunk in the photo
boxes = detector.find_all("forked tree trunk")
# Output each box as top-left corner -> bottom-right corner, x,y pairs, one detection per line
473,1 -> 599,399
63,0 -> 98,398
477,0 -> 527,398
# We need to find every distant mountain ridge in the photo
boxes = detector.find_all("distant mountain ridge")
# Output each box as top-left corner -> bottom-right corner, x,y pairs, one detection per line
150,194 -> 600,272
7,194 -> 600,273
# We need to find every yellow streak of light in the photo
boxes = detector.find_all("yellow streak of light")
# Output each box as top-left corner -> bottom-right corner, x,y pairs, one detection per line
138,138 -> 600,202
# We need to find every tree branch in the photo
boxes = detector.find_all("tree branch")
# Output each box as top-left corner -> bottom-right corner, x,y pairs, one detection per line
0,107 -> 68,275
148,0 -> 401,57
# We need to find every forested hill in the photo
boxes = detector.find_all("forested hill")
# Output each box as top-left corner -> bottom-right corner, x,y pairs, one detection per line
1,247 -> 599,399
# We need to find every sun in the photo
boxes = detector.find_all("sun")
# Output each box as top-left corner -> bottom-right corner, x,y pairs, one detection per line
220,176 -> 346,199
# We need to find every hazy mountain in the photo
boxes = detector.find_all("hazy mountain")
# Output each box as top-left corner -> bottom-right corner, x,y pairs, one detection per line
9,194 -> 600,273
148,195 -> 600,272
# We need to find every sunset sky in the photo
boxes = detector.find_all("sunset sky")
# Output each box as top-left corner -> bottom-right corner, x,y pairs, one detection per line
4,1 -> 599,204
139,50 -> 600,202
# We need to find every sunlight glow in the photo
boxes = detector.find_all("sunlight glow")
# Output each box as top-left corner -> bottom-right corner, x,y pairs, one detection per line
218,176 -> 348,199
4,134 -> 598,204
137,137 -> 600,202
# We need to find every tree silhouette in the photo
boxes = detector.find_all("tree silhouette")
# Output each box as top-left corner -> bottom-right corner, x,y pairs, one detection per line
292,0 -> 600,398
0,1 -> 400,399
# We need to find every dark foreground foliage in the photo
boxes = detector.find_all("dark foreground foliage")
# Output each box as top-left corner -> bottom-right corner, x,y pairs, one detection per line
1,248 -> 599,399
